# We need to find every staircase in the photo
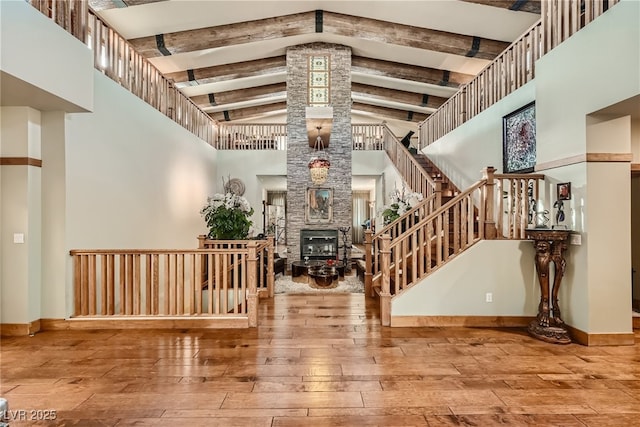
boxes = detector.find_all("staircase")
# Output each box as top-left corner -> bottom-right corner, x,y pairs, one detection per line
367,135 -> 546,325
411,152 -> 459,199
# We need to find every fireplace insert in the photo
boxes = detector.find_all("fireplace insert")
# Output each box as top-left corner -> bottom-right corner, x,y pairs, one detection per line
300,229 -> 338,261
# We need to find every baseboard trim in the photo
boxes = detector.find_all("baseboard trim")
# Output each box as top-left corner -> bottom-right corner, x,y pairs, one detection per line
566,325 -> 636,346
1,320 -> 41,336
40,316 -> 249,330
390,315 -> 534,328
634,316 -> 640,330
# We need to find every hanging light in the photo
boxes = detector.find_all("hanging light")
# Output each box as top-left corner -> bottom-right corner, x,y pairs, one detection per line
308,126 -> 330,185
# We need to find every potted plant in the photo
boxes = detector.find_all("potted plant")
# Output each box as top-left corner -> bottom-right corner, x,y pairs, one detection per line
200,192 -> 254,239
380,186 -> 424,225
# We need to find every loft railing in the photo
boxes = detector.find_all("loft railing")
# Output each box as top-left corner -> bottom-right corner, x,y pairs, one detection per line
419,0 -> 621,148
365,169 -> 546,324
216,124 -> 288,150
28,0 -> 217,145
214,123 -> 389,151
352,124 -> 385,150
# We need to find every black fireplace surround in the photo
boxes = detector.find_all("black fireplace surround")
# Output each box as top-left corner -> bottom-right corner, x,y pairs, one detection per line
300,229 -> 338,261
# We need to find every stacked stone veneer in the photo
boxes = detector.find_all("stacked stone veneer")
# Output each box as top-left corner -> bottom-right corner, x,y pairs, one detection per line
286,43 -> 352,266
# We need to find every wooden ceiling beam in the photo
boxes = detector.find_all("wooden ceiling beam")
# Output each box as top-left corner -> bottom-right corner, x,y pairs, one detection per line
323,11 -> 508,61
128,10 -> 509,60
191,81 -> 446,112
208,100 -> 428,123
191,83 -> 287,108
352,102 -> 429,122
210,102 -> 287,122
164,56 -> 286,85
459,0 -> 541,14
351,83 -> 447,110
352,56 -> 474,88
129,12 -> 316,58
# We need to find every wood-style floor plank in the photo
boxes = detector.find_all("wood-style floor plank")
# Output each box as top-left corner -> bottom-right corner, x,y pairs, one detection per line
1,293 -> 638,426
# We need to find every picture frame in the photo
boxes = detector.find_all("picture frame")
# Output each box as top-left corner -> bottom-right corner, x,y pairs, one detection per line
502,101 -> 536,173
306,187 -> 333,223
557,182 -> 571,200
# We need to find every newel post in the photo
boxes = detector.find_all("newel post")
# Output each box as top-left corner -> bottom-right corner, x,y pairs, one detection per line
380,234 -> 392,326
434,179 -> 443,208
247,241 -> 258,327
364,229 -> 373,297
267,235 -> 275,298
482,166 -> 498,239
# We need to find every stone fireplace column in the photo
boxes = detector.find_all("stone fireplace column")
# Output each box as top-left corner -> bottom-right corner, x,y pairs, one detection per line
286,43 -> 352,266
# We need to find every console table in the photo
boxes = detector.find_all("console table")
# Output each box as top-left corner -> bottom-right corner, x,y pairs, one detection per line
525,229 -> 572,344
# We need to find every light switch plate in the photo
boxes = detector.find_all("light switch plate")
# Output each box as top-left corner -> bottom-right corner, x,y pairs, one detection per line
570,233 -> 581,245
13,233 -> 25,244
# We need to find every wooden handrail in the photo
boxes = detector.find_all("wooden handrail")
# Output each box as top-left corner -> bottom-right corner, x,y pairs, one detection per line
214,123 -> 389,151
28,1 -> 217,145
370,170 -> 546,318
383,124 -> 436,199
419,0 -> 621,148
70,237 -> 276,325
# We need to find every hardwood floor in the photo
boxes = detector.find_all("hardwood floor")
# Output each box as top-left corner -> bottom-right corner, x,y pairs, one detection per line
1,294 -> 639,426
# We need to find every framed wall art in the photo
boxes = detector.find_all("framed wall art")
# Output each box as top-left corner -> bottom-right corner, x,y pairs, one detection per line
306,187 -> 333,223
502,101 -> 536,173
557,182 -> 571,200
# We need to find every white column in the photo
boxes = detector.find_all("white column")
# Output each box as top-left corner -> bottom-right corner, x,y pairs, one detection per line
0,107 -> 42,329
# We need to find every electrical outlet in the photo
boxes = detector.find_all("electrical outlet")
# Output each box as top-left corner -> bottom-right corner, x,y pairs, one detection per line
570,233 -> 581,245
485,292 -> 493,303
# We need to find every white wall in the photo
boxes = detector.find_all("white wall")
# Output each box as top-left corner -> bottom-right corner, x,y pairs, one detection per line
403,0 -> 639,335
0,107 -> 42,324
423,82 -> 535,189
393,240 -> 537,316
41,111 -> 67,319
0,1 -> 93,112
215,150 -> 286,236
65,73 -> 218,251
58,72 -> 218,318
534,1 -> 638,334
535,0 -> 640,163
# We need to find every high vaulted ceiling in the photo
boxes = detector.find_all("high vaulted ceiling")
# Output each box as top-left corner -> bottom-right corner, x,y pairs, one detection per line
90,0 -> 540,125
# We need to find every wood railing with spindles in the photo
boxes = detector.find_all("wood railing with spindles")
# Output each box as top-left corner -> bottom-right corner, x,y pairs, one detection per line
70,238 -> 275,328
216,124 -> 288,150
352,124 -> 386,150
29,0 -> 217,145
383,125 -> 436,199
367,168 -> 546,324
419,0 -> 620,148
214,123 -> 389,151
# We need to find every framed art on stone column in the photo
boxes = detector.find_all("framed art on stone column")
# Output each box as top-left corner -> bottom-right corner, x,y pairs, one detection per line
306,187 -> 333,224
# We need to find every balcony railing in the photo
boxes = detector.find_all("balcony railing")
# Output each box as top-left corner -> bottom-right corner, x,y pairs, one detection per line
214,123 -> 389,151
28,0 -> 217,145
419,0 -> 620,148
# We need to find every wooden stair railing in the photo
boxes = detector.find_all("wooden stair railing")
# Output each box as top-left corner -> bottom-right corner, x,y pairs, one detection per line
367,168 -> 546,325
419,0 -> 621,148
382,124 -> 437,200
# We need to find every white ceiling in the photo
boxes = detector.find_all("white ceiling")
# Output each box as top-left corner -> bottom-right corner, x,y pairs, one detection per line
94,1 -> 540,122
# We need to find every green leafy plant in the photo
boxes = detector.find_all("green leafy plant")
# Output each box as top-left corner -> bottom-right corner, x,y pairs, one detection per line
200,192 -> 254,239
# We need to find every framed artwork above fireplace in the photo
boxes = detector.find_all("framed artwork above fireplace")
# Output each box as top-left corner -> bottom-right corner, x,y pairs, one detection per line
306,187 -> 333,223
